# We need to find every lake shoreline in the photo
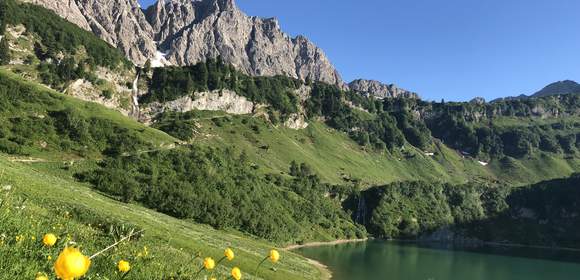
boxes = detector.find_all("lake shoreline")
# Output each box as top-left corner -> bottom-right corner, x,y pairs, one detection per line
285,238 -> 369,280
284,238 -> 369,250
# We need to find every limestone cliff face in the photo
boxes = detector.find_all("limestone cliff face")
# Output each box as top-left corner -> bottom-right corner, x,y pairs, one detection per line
349,79 -> 419,99
146,0 -> 343,86
21,0 -> 157,65
74,0 -> 158,64
141,89 -> 256,123
20,0 -> 92,31
25,0 -> 344,86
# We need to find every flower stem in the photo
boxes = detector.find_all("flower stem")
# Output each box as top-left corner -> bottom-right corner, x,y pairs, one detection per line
90,229 -> 144,260
254,256 -> 268,277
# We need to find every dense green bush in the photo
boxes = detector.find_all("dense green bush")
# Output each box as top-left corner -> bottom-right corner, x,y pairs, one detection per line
78,150 -> 365,243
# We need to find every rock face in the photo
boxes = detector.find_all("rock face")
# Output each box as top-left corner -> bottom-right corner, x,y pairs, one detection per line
146,0 -> 343,86
349,79 -> 419,99
26,0 -> 344,86
74,0 -> 158,64
141,89 -> 256,123
21,0 -> 92,31
22,0 -> 157,64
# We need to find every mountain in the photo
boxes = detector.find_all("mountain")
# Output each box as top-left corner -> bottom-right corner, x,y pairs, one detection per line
531,80 -> 580,98
492,80 -> 580,102
349,79 -> 419,99
23,0 -> 157,64
25,0 -> 344,86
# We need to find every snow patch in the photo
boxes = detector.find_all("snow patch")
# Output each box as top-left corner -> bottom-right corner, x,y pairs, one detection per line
150,51 -> 171,68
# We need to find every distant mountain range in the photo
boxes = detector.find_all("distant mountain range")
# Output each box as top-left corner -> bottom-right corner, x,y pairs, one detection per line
491,80 -> 580,102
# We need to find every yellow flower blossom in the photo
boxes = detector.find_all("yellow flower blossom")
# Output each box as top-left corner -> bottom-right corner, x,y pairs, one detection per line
269,249 -> 280,263
225,248 -> 235,261
231,267 -> 242,280
54,247 -> 91,280
43,234 -> 57,247
203,257 -> 215,270
15,235 -> 25,243
35,274 -> 48,280
117,260 -> 131,273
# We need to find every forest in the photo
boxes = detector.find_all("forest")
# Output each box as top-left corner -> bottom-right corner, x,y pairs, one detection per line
359,175 -> 580,248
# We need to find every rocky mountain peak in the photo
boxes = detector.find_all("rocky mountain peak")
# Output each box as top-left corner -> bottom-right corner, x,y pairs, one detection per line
349,79 -> 419,99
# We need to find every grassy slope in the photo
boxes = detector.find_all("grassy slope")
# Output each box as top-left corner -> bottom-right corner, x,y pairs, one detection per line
0,153 -> 322,280
185,112 -> 580,187
0,68 -> 175,159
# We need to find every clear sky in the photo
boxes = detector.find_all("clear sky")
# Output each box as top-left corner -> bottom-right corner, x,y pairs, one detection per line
139,0 -> 580,101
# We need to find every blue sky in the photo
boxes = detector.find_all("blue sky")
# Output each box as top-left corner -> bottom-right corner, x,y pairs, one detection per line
139,0 -> 580,101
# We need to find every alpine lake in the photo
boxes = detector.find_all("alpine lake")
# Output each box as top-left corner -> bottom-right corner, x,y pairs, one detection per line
296,240 -> 580,280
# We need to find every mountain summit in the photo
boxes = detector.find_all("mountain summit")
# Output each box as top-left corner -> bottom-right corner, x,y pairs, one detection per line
531,80 -> 580,98
25,0 -> 344,86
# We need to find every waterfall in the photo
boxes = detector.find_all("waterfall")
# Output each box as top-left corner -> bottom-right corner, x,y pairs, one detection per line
131,72 -> 140,118
355,194 -> 367,225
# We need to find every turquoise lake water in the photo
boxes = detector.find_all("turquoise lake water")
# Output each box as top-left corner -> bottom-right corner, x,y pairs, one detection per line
297,240 -> 580,280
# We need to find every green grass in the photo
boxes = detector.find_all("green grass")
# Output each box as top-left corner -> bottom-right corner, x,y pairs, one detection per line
0,68 -> 176,159
180,111 -> 578,187
0,153 -> 323,280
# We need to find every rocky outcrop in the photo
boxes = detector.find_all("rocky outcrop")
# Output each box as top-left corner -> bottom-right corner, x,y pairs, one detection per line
349,79 -> 419,99
141,89 -> 256,123
284,113 -> 308,130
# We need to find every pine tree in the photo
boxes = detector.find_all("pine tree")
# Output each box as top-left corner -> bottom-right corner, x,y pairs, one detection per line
0,1 -> 6,36
289,161 -> 300,176
143,59 -> 152,74
0,38 -> 10,65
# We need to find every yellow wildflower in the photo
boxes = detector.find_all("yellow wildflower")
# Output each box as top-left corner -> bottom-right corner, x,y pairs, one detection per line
35,274 -> 48,280
15,235 -> 24,243
225,248 -> 235,261
203,257 -> 215,270
42,234 -> 58,247
231,267 -> 242,280
54,247 -> 91,280
117,260 -> 131,273
269,249 -> 280,263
